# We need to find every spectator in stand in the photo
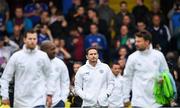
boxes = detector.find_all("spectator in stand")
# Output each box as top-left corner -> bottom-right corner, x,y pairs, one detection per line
121,15 -> 136,36
67,27 -> 84,61
97,0 -> 115,46
24,0 -> 48,26
115,25 -> 135,52
0,0 -> 9,23
97,0 -> 115,27
66,0 -> 82,23
53,38 -> 71,61
149,14 -> 171,55
85,8 -> 109,40
0,0 -> 9,37
87,0 -> 99,10
150,0 -> 167,25
114,45 -> 129,61
171,3 -> 180,35
85,23 -> 108,61
37,24 -> 53,45
169,3 -> 180,53
10,25 -> 24,48
132,0 -> 150,25
49,7 -> 68,38
49,6 -> 60,25
70,5 -> 87,34
6,6 -> 33,36
0,35 -> 19,71
136,20 -> 148,32
115,1 -> 134,35
33,11 -> 49,30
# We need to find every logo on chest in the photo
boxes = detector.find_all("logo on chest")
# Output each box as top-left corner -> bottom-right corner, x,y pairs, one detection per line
99,69 -> 104,74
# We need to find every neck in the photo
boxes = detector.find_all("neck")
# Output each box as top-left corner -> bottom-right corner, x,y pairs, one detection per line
89,61 -> 97,67
26,46 -> 35,50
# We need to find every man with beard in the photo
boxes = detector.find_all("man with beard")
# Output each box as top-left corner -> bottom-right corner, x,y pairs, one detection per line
75,47 -> 114,107
123,30 -> 172,107
0,30 -> 55,108
40,41 -> 70,108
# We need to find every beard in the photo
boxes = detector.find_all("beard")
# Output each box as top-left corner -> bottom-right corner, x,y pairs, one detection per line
136,47 -> 146,51
26,44 -> 36,50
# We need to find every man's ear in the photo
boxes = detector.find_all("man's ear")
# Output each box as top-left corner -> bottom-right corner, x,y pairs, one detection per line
145,40 -> 150,46
86,55 -> 88,59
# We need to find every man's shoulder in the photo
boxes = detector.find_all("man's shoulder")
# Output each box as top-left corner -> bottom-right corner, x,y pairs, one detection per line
36,50 -> 48,56
151,49 -> 164,56
12,49 -> 24,56
129,51 -> 139,58
53,57 -> 66,65
100,62 -> 109,68
77,64 -> 87,73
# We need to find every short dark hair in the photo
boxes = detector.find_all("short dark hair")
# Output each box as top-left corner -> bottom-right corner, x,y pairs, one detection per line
136,19 -> 146,25
120,1 -> 127,5
73,61 -> 83,66
111,61 -> 120,68
85,47 -> 98,55
135,30 -> 152,42
40,40 -> 52,52
88,8 -> 99,17
24,30 -> 37,38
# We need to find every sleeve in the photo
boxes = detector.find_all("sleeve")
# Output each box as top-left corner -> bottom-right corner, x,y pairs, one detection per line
159,52 -> 169,72
105,65 -> 115,95
122,55 -> 135,102
0,54 -> 16,100
43,53 -> 56,95
74,68 -> 86,99
60,62 -> 70,102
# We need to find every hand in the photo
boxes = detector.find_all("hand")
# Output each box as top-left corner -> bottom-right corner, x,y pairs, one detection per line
2,99 -> 10,105
124,101 -> 131,107
46,29 -> 51,36
4,36 -> 9,43
46,95 -> 52,108
170,100 -> 177,107
72,38 -> 78,44
158,77 -> 163,84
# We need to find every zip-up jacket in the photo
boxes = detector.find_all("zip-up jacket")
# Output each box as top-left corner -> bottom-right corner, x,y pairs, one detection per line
0,45 -> 55,108
123,47 -> 169,108
75,59 -> 114,106
51,57 -> 70,106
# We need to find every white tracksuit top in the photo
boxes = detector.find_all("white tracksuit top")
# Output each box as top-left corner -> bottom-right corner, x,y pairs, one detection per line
123,48 -> 169,108
51,57 -> 70,106
0,46 -> 55,108
108,74 -> 124,107
75,59 -> 114,107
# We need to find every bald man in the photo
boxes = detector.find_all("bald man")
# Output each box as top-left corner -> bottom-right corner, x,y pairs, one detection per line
40,41 -> 70,108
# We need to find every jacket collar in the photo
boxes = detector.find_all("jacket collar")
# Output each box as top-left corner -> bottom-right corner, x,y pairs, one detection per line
86,59 -> 101,68
139,44 -> 153,55
23,45 -> 38,53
